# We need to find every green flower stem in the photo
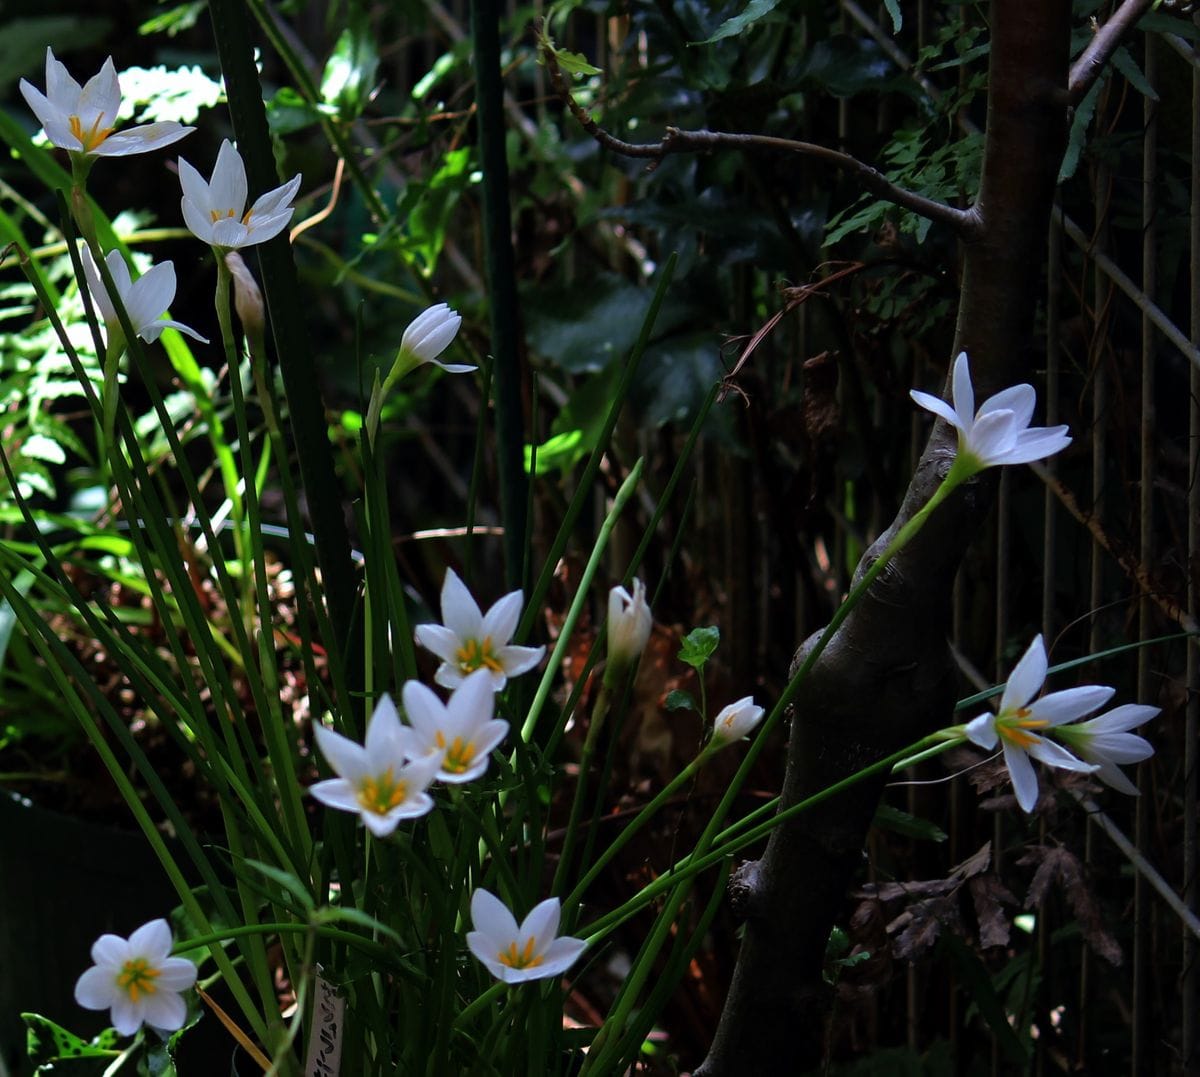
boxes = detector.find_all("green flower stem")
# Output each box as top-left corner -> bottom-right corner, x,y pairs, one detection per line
519,458 -> 644,745
453,981 -> 507,1031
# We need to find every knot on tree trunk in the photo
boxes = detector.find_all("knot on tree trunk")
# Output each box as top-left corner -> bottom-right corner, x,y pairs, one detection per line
728,859 -> 766,920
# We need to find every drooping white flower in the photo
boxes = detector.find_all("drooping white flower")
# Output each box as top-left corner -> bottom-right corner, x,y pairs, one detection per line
399,303 -> 473,373
965,635 -> 1110,813
910,352 -> 1071,476
1053,703 -> 1159,796
74,919 -> 197,1036
401,670 -> 509,784
709,696 -> 765,748
81,247 -> 207,345
414,568 -> 545,691
20,48 -> 193,158
466,889 -> 587,985
310,695 -> 441,837
178,140 -> 301,250
608,579 -> 652,667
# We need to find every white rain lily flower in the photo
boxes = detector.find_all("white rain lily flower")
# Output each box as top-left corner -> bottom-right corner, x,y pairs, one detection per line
466,889 -> 587,985
399,303 -> 473,373
965,635 -> 1111,813
608,578 -> 652,667
178,139 -> 301,250
74,918 -> 197,1036
81,247 -> 207,345
402,670 -> 509,783
910,352 -> 1071,477
710,696 -> 765,748
414,568 -> 545,691
1054,703 -> 1160,796
310,695 -> 441,837
20,48 -> 193,158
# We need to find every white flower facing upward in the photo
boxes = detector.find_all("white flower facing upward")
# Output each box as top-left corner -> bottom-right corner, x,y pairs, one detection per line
74,919 -> 197,1036
402,670 -> 509,783
414,568 -> 545,691
965,635 -> 1111,813
910,352 -> 1071,478
399,304 -> 473,373
710,696 -> 765,748
310,695 -> 441,837
608,578 -> 652,667
81,247 -> 208,346
1053,703 -> 1160,796
179,140 -> 301,250
20,48 -> 193,158
466,889 -> 587,985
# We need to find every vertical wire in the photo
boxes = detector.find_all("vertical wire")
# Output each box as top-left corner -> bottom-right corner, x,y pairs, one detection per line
1183,9 -> 1200,1073
1133,31 -> 1158,1077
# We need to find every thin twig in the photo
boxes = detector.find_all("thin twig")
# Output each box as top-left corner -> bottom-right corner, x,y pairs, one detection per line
1068,0 -> 1157,105
538,29 -> 981,240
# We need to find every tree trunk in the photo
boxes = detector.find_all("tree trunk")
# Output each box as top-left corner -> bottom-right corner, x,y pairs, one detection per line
697,4 -> 1072,1073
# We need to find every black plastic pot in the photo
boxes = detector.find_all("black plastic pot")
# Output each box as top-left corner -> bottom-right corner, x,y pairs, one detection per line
0,788 -> 181,1075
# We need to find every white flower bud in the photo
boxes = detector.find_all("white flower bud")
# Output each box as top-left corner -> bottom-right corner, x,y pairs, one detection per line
607,579 -> 652,667
710,696 -> 765,748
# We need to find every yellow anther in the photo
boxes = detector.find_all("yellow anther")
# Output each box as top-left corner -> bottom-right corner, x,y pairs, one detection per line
357,769 -> 408,815
116,958 -> 160,1002
68,114 -> 114,152
455,636 -> 504,675
497,936 -> 542,969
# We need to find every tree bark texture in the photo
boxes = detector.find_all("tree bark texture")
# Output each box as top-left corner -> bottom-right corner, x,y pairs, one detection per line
697,4 -> 1072,1073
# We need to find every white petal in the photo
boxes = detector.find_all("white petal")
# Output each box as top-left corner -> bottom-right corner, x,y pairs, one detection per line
415,623 -> 462,664
210,216 -> 251,249
909,389 -> 963,431
80,247 -> 116,322
481,590 -> 523,645
402,305 -> 451,352
128,262 -> 178,331
308,778 -> 362,814
519,897 -> 562,952
440,568 -> 483,639
312,722 -> 367,782
177,156 -> 213,215
75,966 -> 118,1009
77,58 -> 121,130
155,958 -> 197,991
18,81 -> 61,142
979,383 -> 1035,427
1088,732 -> 1154,765
998,427 -> 1072,465
210,140 -> 248,215
964,712 -> 998,749
1026,737 -> 1096,773
97,122 -> 193,157
965,408 -> 1018,464
428,359 -> 477,374
127,919 -> 173,961
471,888 -> 519,943
495,644 -> 545,679
1075,704 -> 1159,736
361,809 -> 404,837
466,931 -> 518,983
448,669 -> 496,731
141,989 -> 187,1032
433,662 -> 465,690
181,197 -> 215,245
103,250 -> 133,297
537,935 -> 588,977
363,694 -> 409,764
149,318 -> 209,344
90,933 -> 129,967
44,48 -> 82,111
1030,685 -> 1114,727
1094,760 -> 1140,796
402,679 -> 447,742
110,994 -> 145,1036
1003,742 -> 1040,813
248,173 -> 302,217
1000,636 -> 1047,712
951,352 -> 975,423
243,208 -> 295,246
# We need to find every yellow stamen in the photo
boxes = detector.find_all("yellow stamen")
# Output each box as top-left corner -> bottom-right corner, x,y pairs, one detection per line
442,736 -> 477,774
497,936 -> 543,970
1001,706 -> 1050,749
356,769 -> 408,815
455,636 -> 504,675
209,208 -> 238,223
116,958 -> 159,1002
68,114 -> 114,153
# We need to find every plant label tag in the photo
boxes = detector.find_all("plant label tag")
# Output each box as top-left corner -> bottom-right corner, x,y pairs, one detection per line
304,972 -> 345,1076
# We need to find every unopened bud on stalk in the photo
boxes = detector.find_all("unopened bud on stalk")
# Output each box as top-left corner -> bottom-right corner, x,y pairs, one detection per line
224,251 -> 265,341
607,579 -> 652,670
709,696 -> 764,749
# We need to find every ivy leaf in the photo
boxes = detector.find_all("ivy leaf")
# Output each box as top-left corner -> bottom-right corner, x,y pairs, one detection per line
678,626 -> 720,669
22,1013 -> 118,1066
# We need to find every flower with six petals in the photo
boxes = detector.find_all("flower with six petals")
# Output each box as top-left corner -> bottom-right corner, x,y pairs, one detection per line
179,140 -> 301,250
414,568 -> 545,691
20,48 -> 193,159
81,247 -> 207,346
964,635 -> 1110,813
910,352 -> 1071,479
310,695 -> 441,837
402,670 -> 510,783
74,918 -> 197,1036
465,889 -> 587,985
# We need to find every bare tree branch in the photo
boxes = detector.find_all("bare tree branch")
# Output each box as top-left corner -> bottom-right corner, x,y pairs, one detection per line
1068,0 -> 1156,104
538,30 -> 982,240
